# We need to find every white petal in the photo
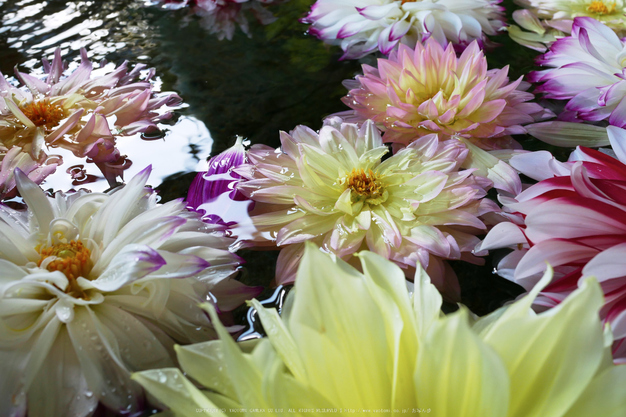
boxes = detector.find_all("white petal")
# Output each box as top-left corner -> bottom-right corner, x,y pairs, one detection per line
89,244 -> 166,291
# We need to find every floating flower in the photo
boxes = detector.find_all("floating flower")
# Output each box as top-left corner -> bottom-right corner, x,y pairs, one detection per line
509,0 -> 626,51
135,242 -> 626,416
0,146 -> 59,198
338,38 -> 549,151
0,166 -> 256,417
528,17 -> 626,126
302,0 -> 505,59
235,118 -> 496,299
0,48 -> 181,165
153,0 -> 280,40
478,126 -> 626,360
507,9 -> 566,52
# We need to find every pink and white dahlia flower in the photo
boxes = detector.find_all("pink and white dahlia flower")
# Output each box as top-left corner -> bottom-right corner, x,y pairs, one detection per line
235,118 -> 497,300
0,167 -> 254,417
302,0 -> 505,59
338,38 -> 549,150
153,0 -> 280,40
0,48 -> 181,164
529,17 -> 626,126
478,126 -> 626,360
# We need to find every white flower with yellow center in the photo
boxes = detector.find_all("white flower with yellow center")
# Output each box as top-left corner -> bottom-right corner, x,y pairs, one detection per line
235,118 -> 495,299
509,0 -> 626,51
0,167 -> 247,417
519,0 -> 626,25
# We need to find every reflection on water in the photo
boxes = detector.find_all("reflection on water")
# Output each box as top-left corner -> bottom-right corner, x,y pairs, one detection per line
0,0 -> 157,69
0,0 -> 359,194
40,115 -> 212,192
150,0 -> 283,41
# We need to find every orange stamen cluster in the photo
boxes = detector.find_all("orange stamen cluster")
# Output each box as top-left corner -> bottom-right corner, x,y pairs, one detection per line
347,168 -> 384,200
38,240 -> 93,281
19,99 -> 67,129
587,0 -> 616,14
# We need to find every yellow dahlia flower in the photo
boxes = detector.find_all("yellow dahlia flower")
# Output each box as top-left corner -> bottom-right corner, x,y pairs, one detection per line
134,242 -> 626,417
234,118 -> 495,298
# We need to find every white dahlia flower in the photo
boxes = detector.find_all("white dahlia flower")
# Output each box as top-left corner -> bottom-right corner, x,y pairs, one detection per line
0,167 -> 250,417
303,0 -> 505,59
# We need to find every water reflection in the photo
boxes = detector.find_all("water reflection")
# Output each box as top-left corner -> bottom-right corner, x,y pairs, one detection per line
0,0 -> 160,69
150,0 -> 283,40
41,115 -> 212,192
238,285 -> 291,341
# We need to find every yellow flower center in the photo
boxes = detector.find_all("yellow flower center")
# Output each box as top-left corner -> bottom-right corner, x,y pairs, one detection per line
19,99 -> 67,129
587,0 -> 616,14
346,168 -> 388,205
38,240 -> 93,299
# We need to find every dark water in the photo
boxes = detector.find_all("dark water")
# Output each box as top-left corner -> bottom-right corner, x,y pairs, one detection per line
0,0 -> 528,415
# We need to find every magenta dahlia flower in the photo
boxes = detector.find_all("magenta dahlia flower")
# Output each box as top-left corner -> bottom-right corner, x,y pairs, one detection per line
479,126 -> 626,360
0,48 -> 181,164
338,38 -> 550,151
529,17 -> 626,126
234,118 -> 497,300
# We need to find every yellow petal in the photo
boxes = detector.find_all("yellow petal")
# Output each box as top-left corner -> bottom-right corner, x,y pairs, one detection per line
358,250 -> 419,409
483,278 -> 605,417
564,365 -> 626,417
132,368 -> 225,417
175,341 -> 238,399
415,309 -> 509,417
413,263 -> 443,337
249,299 -> 306,381
287,242 -> 395,408
201,302 -> 269,408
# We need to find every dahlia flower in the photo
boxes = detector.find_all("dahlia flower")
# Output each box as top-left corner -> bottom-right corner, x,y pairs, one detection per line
0,48 -> 181,164
479,126 -> 626,360
509,0 -> 626,51
529,17 -> 626,127
507,9 -> 565,52
0,146 -> 59,198
0,166 -> 254,417
302,0 -> 505,59
153,0 -> 280,40
338,38 -> 549,151
235,118 -> 496,299
135,242 -> 626,417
